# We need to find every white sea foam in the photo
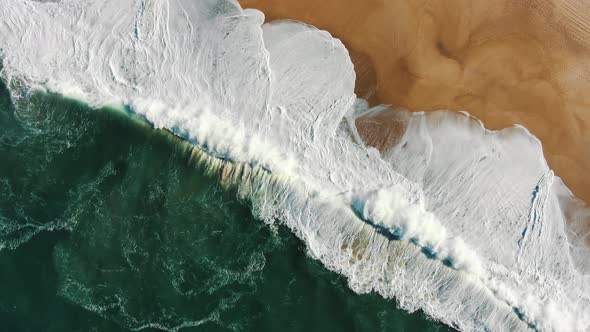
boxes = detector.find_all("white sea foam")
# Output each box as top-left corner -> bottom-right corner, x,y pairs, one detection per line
1,0 -> 589,330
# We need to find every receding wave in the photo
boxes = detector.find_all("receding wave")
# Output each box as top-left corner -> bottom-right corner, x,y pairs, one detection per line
1,0 -> 589,331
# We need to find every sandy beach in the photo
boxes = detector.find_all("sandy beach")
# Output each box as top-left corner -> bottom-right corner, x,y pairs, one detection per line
242,0 -> 590,204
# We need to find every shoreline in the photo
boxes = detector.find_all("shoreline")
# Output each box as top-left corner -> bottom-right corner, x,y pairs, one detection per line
2,0 -> 589,330
241,0 -> 590,204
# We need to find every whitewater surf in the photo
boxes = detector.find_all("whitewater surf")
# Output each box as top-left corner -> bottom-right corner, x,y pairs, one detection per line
1,0 -> 589,330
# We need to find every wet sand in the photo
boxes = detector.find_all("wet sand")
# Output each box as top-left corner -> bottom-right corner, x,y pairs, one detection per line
241,0 -> 590,204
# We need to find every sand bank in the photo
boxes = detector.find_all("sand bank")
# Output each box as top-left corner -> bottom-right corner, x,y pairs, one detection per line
241,0 -> 590,204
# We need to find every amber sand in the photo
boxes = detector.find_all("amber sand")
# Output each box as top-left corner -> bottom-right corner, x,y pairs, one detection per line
242,0 -> 590,206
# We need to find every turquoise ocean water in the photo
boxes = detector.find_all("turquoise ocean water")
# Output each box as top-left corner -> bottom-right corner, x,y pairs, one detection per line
0,79 -> 452,331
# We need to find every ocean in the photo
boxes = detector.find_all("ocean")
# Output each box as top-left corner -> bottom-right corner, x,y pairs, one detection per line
1,0 -> 589,331
0,82 -> 449,331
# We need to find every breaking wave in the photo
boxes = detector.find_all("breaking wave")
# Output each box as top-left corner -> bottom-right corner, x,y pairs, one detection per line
1,0 -> 589,330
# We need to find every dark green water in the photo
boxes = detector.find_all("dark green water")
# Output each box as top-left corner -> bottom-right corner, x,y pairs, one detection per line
0,80 -> 451,331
